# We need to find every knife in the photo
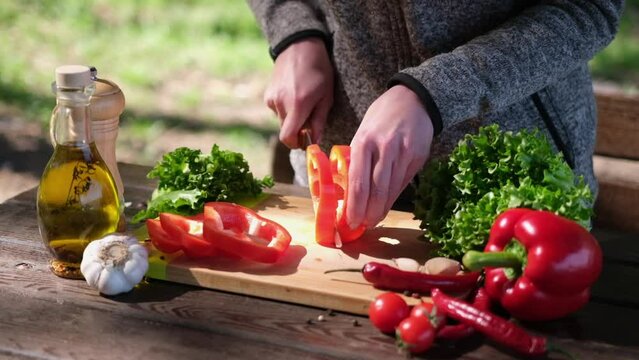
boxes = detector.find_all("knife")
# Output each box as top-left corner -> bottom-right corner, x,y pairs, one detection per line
289,123 -> 313,187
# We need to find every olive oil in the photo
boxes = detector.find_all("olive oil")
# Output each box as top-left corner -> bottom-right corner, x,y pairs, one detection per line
38,143 -> 121,267
37,65 -> 122,279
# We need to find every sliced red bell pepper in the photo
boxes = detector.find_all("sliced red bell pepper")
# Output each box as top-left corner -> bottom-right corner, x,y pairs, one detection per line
159,213 -> 217,259
306,144 -> 338,247
146,218 -> 181,254
463,209 -> 603,321
203,202 -> 292,263
329,145 -> 366,242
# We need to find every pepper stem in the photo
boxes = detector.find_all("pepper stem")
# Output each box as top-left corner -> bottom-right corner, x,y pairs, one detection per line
462,250 -> 522,272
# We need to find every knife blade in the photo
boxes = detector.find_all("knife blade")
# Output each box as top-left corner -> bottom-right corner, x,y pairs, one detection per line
289,123 -> 313,187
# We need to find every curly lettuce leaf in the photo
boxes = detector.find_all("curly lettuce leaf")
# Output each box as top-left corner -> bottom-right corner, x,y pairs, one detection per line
131,189 -> 202,223
414,125 -> 593,259
132,145 -> 273,223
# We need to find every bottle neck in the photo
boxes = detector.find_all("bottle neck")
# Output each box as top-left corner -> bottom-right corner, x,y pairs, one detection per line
51,87 -> 94,146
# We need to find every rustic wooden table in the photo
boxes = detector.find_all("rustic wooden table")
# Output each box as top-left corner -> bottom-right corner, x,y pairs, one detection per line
1,163 -> 638,359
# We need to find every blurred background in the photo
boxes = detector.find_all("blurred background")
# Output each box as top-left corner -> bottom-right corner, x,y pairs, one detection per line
1,0 -> 638,202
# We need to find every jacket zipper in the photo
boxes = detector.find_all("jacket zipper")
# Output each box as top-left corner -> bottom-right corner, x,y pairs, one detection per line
531,92 -> 575,168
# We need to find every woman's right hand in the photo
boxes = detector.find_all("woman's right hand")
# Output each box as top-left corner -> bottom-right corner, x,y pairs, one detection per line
264,37 -> 334,148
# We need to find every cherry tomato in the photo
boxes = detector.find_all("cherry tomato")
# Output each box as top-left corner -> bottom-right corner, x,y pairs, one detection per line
368,292 -> 410,333
410,301 -> 446,330
396,315 -> 436,354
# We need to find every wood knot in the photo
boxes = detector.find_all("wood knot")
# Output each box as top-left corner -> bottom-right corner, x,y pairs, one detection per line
15,262 -> 33,270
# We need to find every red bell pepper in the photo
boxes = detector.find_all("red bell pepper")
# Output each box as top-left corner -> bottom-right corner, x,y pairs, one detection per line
146,218 -> 181,254
462,208 -> 603,321
203,202 -> 292,263
159,213 -> 217,259
306,144 -> 339,246
306,144 -> 367,247
329,145 -> 366,242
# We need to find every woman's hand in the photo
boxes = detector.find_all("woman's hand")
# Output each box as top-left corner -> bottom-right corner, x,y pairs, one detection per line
264,38 -> 334,148
347,85 -> 434,228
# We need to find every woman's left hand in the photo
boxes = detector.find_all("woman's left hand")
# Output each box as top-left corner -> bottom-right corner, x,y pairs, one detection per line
346,85 -> 434,229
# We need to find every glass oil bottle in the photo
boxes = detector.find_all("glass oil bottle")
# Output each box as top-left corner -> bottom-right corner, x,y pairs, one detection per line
37,65 -> 122,279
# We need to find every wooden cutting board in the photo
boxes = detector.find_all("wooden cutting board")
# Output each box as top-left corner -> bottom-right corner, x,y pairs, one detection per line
144,192 -> 434,315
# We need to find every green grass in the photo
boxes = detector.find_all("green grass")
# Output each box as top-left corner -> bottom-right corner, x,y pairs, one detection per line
589,0 -> 639,90
2,0 -> 637,122
0,0 -> 272,123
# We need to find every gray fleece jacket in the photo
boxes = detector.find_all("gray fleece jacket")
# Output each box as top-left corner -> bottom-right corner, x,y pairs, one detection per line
248,0 -> 624,196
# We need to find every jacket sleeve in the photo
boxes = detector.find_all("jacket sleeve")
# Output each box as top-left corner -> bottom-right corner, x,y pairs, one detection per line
247,0 -> 330,59
389,0 -> 623,136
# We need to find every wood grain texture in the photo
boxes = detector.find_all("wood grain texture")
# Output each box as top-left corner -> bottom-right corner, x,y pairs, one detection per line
593,155 -> 639,233
0,202 -> 404,360
594,87 -> 639,160
2,163 -> 639,359
0,290 -> 333,360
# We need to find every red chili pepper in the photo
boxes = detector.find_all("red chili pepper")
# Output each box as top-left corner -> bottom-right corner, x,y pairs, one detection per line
462,208 -> 602,321
326,262 -> 480,294
431,288 -> 548,356
203,202 -> 292,263
436,287 -> 490,341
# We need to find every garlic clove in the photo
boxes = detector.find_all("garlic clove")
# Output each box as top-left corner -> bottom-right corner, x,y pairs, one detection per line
392,257 -> 421,272
127,243 -> 147,255
423,257 -> 462,276
97,267 -> 131,296
123,258 -> 148,285
82,240 -> 101,259
81,260 -> 104,287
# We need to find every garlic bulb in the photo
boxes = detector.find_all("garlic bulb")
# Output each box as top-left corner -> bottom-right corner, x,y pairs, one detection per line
80,233 -> 148,295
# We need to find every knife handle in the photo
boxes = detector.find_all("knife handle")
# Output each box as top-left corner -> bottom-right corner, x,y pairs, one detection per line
298,122 -> 313,150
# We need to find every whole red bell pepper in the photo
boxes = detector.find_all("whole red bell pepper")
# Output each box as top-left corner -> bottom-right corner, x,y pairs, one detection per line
203,202 -> 292,263
462,208 -> 602,321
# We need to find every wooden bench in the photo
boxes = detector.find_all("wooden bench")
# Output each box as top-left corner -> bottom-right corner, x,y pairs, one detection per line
593,84 -> 639,233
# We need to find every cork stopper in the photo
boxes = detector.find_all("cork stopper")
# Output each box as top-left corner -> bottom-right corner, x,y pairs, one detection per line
55,65 -> 92,89
90,78 -> 125,121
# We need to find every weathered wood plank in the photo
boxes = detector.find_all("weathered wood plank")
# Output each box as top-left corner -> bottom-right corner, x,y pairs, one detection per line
119,162 -> 157,190
593,227 -> 639,265
594,86 -> 639,160
0,233 -> 404,359
590,262 -> 639,308
4,168 -> 639,360
0,290 -> 333,360
593,155 -> 639,233
2,199 -> 639,359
